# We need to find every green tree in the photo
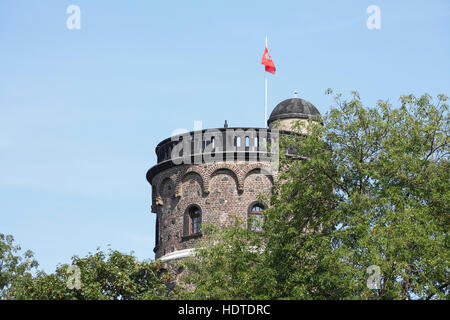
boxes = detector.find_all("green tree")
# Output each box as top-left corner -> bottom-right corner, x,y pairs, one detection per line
0,234 -> 39,298
177,220 -> 275,299
2,247 -> 173,300
181,92 -> 449,300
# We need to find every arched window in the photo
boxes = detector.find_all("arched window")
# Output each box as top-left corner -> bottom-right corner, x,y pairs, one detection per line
248,203 -> 265,232
189,206 -> 202,235
183,205 -> 203,239
155,216 -> 160,246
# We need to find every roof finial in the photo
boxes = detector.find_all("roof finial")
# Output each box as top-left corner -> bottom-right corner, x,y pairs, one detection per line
224,120 -> 228,128
294,89 -> 298,98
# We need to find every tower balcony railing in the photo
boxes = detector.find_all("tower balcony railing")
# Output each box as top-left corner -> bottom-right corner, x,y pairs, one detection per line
154,127 -> 284,165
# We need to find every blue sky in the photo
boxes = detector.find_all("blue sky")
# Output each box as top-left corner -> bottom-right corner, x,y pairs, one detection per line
0,0 -> 449,273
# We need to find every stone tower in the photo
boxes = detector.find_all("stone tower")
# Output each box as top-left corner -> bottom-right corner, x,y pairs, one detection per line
146,97 -> 320,262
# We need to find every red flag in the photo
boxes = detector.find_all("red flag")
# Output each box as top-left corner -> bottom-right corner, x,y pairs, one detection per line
261,47 -> 276,74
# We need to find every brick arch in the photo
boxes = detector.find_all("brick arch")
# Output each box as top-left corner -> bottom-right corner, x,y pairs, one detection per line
159,177 -> 175,198
152,173 -> 175,207
174,168 -> 206,198
205,164 -> 243,193
209,167 -> 240,193
244,165 -> 275,186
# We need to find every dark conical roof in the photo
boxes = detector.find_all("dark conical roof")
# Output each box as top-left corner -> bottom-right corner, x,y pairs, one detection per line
268,98 -> 320,125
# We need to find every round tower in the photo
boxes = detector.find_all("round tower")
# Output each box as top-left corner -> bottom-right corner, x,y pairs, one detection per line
146,97 -> 320,262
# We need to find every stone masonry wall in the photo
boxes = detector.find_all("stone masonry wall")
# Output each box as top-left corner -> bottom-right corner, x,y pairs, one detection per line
151,161 -> 274,259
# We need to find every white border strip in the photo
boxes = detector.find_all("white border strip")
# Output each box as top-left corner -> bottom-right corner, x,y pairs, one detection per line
158,248 -> 195,262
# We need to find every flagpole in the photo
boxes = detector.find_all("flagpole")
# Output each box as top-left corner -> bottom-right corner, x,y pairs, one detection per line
265,75 -> 267,127
265,35 -> 268,127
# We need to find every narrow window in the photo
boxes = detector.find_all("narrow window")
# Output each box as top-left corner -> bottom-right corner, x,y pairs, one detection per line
248,204 -> 264,232
190,206 -> 202,235
155,216 -> 160,245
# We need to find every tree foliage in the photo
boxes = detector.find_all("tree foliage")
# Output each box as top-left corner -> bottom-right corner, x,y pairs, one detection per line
0,234 -> 39,297
177,220 -> 274,299
2,92 -> 448,300
181,92 -> 449,300
1,246 -> 171,300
